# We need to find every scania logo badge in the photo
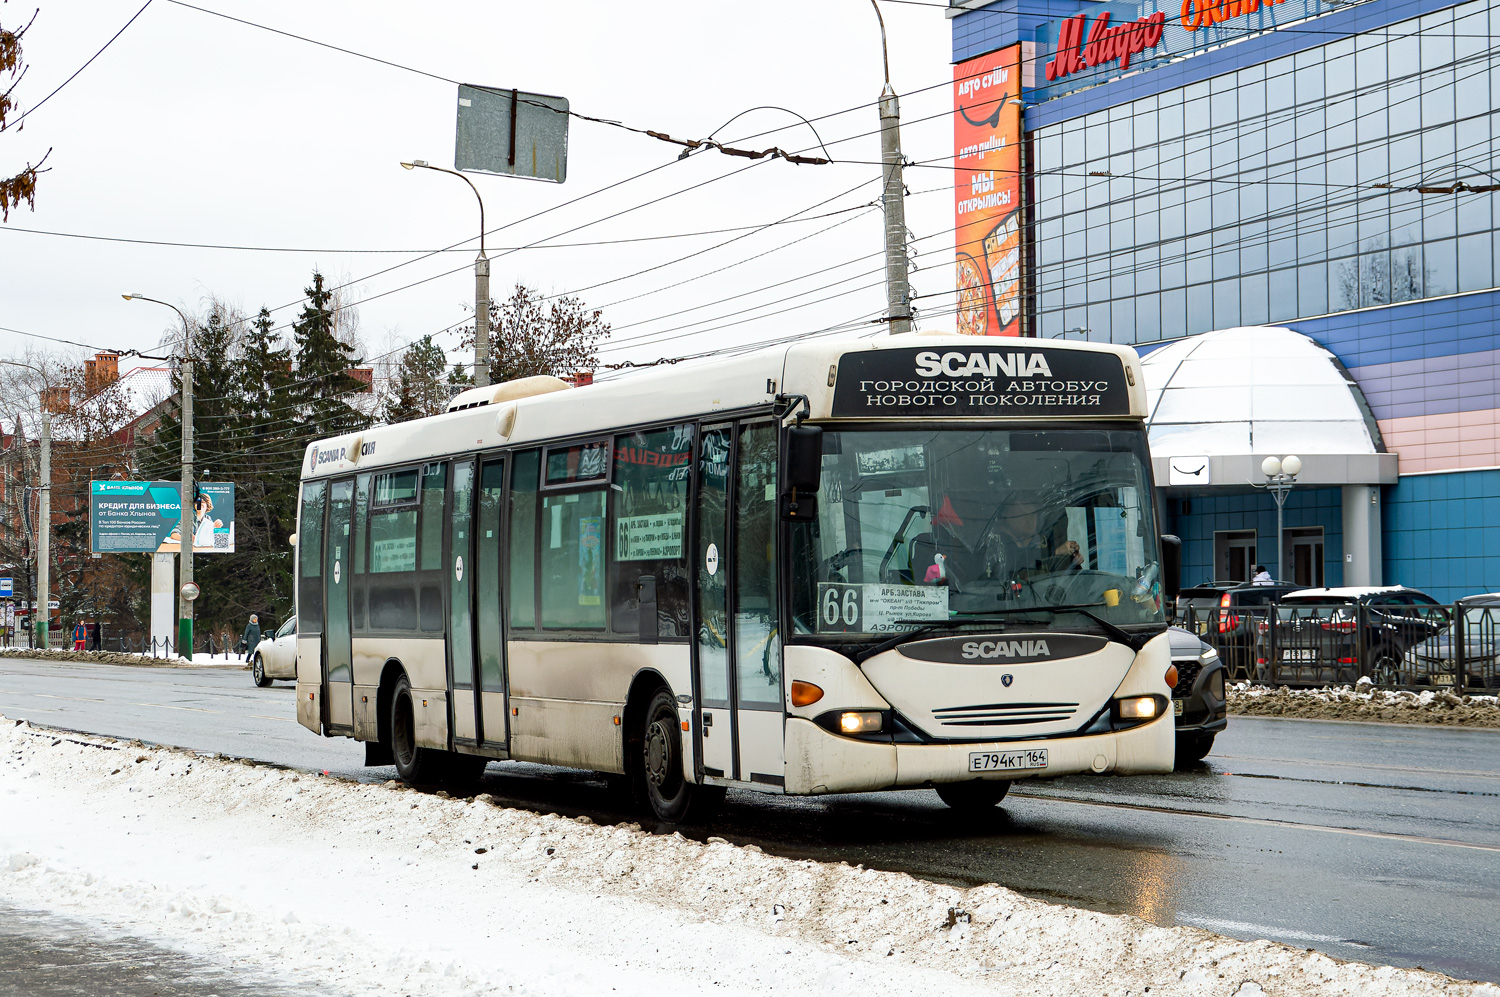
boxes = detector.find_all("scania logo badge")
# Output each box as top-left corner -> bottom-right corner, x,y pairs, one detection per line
1001,673 -> 1014,687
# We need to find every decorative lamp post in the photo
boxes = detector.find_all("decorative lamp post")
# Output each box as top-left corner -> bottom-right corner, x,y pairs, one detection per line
1259,455 -> 1302,581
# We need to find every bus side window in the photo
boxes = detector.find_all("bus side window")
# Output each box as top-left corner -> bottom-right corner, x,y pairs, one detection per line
418,462 -> 447,632
509,449 -> 540,630
540,488 -> 607,631
298,481 -> 327,635
610,424 -> 692,637
351,473 -> 370,631
368,468 -> 419,631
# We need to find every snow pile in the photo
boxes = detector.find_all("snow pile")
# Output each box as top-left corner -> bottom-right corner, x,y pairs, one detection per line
3,716 -> 1496,997
0,647 -> 244,667
1230,680 -> 1500,727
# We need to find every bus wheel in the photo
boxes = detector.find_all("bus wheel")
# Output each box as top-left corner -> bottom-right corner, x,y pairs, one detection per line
1175,733 -> 1216,767
442,752 -> 489,788
638,687 -> 696,822
251,654 -> 272,688
389,675 -> 443,785
935,780 -> 1010,811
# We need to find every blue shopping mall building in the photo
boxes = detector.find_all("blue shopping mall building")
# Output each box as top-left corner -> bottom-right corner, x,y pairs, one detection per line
949,0 -> 1500,599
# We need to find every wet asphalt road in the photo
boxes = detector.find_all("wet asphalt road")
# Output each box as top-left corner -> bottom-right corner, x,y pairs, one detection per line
2,656 -> 1499,986
0,903 -> 313,997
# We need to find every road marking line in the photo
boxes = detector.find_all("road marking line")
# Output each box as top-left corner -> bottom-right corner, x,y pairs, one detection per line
1213,752 -> 1500,779
1010,792 -> 1500,852
249,714 -> 298,723
130,702 -> 221,714
35,694 -> 106,703
1176,914 -> 1347,945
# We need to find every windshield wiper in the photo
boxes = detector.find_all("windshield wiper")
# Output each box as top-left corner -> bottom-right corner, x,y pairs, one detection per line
852,603 -> 1156,661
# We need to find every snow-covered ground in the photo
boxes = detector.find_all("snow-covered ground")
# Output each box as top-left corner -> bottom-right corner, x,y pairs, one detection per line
1230,679 -> 1500,727
0,647 -> 245,667
3,716 -> 1495,996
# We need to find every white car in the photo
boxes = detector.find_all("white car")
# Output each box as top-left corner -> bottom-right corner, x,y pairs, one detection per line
251,616 -> 297,687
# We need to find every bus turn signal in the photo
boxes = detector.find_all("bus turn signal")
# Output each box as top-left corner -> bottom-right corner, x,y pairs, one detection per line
1165,664 -> 1179,689
790,681 -> 824,707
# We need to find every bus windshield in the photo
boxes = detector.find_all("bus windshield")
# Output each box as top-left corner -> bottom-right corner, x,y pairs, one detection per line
790,427 -> 1165,637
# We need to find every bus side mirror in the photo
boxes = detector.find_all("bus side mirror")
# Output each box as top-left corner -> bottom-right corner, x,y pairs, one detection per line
1160,534 -> 1182,601
780,425 -> 822,522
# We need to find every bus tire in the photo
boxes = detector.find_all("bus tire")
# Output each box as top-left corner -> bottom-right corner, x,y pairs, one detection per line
1176,733 -> 1215,765
442,752 -> 489,788
251,654 -> 272,688
389,674 -> 444,785
935,779 -> 1011,811
635,686 -> 699,823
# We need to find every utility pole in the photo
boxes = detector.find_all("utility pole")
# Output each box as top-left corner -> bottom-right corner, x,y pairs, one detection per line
401,160 -> 491,385
872,0 -> 912,334
124,294 -> 194,655
1,360 -> 53,648
36,407 -> 50,648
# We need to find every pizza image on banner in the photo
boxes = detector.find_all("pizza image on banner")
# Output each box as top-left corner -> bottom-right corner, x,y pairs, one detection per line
953,44 -> 1023,336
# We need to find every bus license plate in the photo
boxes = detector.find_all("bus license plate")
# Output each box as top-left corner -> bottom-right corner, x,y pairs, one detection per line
968,749 -> 1048,773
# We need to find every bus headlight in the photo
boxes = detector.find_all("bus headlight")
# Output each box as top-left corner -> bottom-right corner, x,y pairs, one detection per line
1112,695 -> 1169,726
838,711 -> 884,734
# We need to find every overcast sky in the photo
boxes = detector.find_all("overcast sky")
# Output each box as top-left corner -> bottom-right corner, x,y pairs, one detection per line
1,0 -> 958,378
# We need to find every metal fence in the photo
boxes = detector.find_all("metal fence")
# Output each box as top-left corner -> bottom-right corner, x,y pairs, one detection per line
1175,602 -> 1499,692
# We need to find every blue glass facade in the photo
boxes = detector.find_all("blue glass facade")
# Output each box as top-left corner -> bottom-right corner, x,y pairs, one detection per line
954,0 -> 1500,601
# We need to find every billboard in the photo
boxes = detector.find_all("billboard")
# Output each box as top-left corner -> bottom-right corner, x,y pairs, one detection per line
1031,0 -> 1331,101
90,481 -> 235,554
954,44 -> 1024,337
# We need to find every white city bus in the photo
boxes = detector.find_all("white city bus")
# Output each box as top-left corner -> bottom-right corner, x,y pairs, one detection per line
294,333 -> 1182,821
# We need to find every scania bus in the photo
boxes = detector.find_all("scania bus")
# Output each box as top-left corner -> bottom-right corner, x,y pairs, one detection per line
294,332 -> 1183,821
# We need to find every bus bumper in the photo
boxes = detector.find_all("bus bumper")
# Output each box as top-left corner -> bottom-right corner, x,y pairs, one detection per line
782,711 -> 1175,796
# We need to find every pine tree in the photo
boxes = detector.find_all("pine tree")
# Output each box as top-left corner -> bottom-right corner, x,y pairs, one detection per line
384,335 -> 452,424
292,271 -> 367,443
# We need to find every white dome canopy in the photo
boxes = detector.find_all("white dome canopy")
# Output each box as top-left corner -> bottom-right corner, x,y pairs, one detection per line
1141,326 -> 1396,488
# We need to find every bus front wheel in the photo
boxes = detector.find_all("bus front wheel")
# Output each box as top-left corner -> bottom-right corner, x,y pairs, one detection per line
935,779 -> 1011,811
389,674 -> 445,785
634,687 -> 722,823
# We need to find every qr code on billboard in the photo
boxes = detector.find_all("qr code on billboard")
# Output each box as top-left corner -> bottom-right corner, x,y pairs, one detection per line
214,532 -> 230,549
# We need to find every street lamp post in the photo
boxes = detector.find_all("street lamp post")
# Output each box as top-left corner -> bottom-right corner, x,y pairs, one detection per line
401,160 -> 491,386
123,293 -> 195,656
1259,455 -> 1303,581
0,360 -> 52,648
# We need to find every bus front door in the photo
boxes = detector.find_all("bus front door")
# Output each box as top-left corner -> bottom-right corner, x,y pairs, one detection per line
447,458 -> 480,743
325,479 -> 355,729
693,422 -> 786,788
730,421 -> 785,788
694,426 -> 736,780
476,458 -> 508,748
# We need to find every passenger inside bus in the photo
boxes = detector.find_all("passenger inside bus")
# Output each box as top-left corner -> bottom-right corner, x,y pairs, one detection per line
912,490 -> 1082,591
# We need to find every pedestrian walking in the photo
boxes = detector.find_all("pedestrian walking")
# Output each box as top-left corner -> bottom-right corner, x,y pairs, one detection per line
90,620 -> 101,652
242,614 -> 262,661
72,619 -> 87,651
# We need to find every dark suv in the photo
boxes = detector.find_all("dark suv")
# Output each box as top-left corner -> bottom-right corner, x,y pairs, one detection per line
1258,586 -> 1449,686
1168,626 -> 1228,767
1175,581 -> 1303,680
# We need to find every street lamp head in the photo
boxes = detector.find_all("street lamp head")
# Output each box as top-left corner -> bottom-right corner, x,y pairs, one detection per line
1261,456 -> 1283,477
400,159 -> 429,170
122,293 -> 139,301
1282,455 -> 1303,477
